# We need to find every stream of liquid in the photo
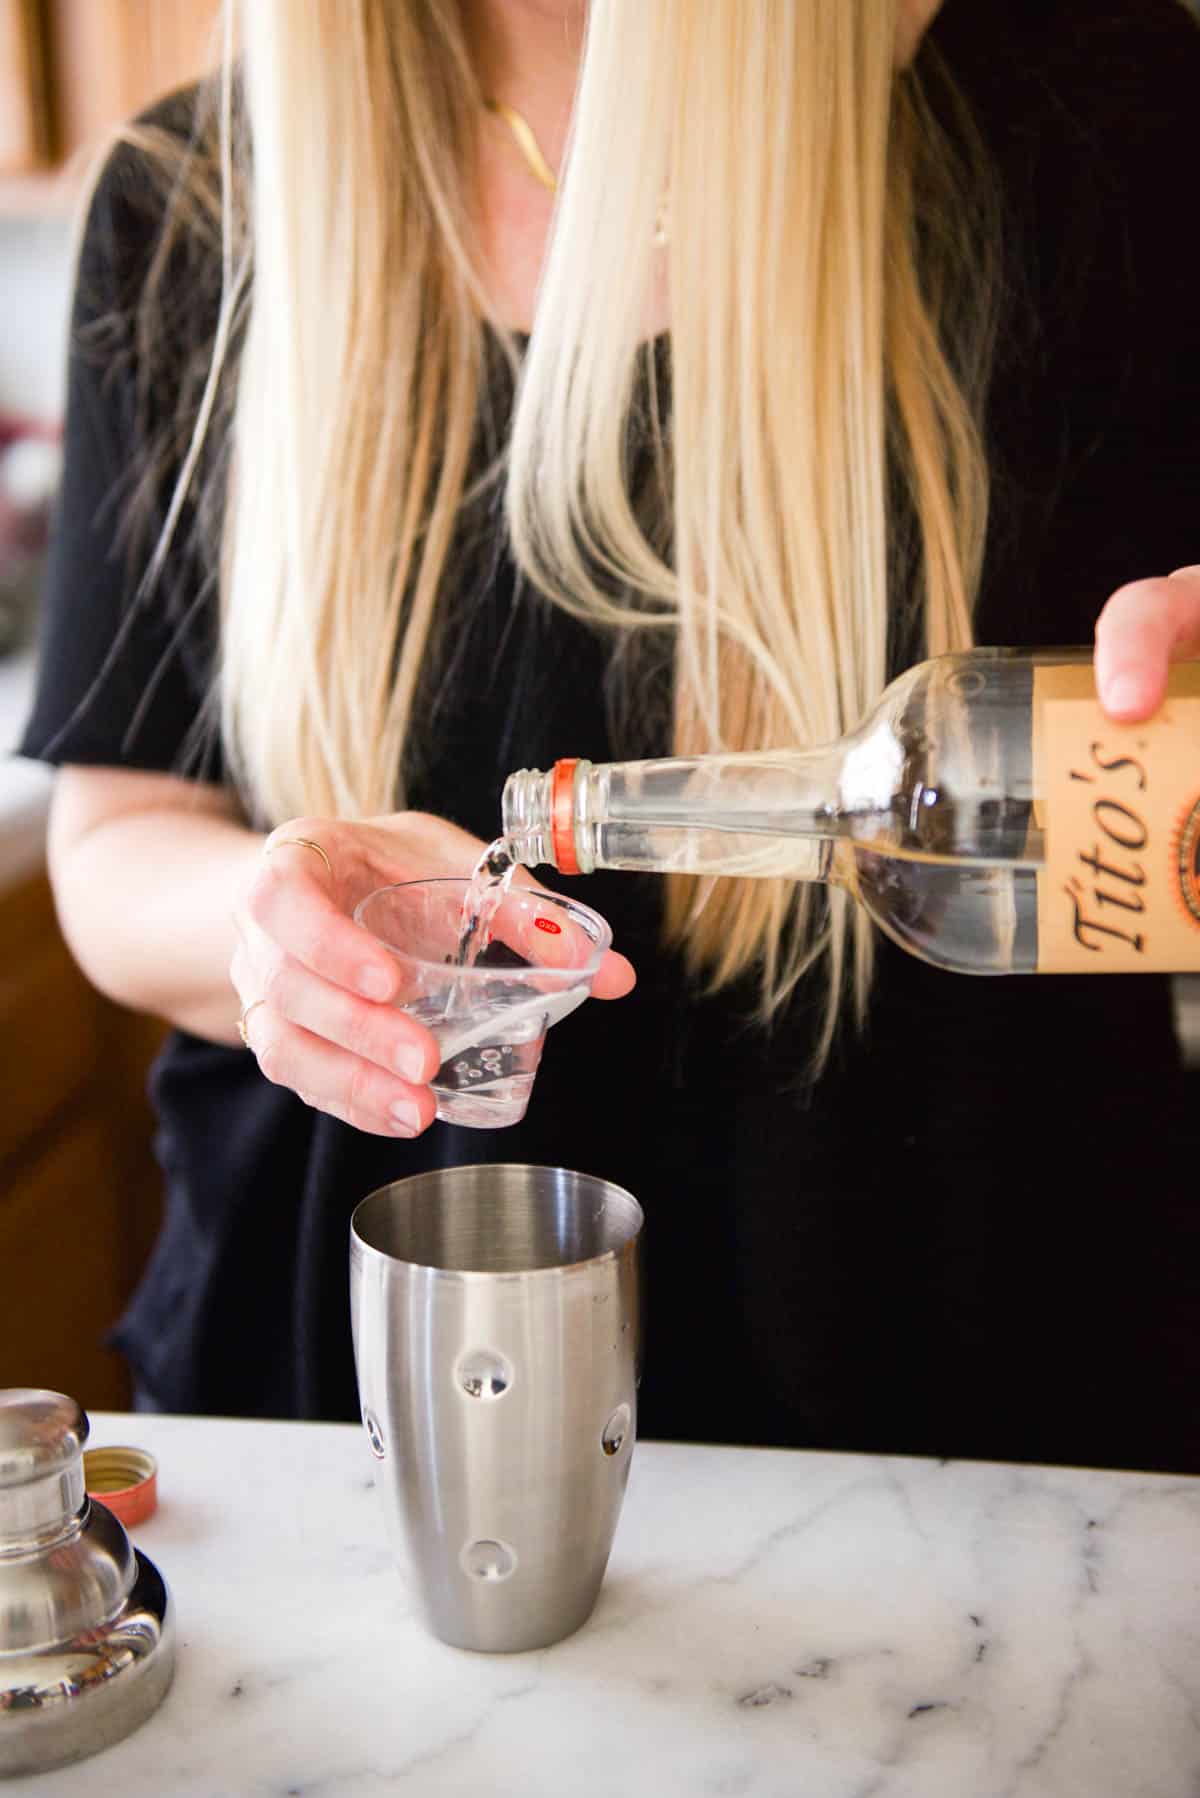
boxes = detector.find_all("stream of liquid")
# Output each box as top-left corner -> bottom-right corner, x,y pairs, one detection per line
453,837 -> 524,969
420,837 -> 536,1124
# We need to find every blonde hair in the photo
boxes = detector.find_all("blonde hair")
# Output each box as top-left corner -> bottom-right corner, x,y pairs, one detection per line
134,0 -> 995,1058
509,0 -> 994,1053
223,0 -> 490,818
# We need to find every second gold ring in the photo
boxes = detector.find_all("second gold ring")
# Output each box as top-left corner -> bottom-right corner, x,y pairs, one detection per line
237,998 -> 266,1048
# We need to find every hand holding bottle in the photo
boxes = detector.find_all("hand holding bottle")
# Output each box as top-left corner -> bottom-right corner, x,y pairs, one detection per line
230,810 -> 636,1138
1095,565 -> 1200,720
504,639 -> 1200,977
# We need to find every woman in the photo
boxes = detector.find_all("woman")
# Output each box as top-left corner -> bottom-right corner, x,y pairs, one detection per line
20,0 -> 1200,1465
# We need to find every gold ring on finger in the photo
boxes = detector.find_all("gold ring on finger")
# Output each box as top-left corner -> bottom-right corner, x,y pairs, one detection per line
266,836 -> 333,877
237,998 -> 267,1048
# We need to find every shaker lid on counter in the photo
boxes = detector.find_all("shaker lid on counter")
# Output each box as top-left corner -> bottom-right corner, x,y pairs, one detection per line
0,1388 -> 175,1780
0,1390 -> 87,1490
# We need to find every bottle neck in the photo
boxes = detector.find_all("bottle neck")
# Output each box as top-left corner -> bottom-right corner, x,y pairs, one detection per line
502,746 -> 853,885
502,763 -> 577,870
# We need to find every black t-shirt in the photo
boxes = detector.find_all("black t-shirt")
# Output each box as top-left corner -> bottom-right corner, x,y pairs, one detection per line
19,0 -> 1200,1471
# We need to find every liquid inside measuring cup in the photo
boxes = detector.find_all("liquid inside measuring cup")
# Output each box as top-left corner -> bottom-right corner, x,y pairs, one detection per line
410,982 -> 587,1127
369,845 -> 601,1128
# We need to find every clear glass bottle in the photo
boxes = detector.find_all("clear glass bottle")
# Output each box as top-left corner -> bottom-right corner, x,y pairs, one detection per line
501,647 -> 1200,975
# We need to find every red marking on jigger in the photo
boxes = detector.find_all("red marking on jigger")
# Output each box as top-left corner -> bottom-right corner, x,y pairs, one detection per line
534,918 -> 562,934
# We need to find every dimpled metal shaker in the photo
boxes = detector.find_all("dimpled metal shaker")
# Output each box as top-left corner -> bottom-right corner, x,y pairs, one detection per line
0,1390 -> 174,1779
351,1165 -> 643,1653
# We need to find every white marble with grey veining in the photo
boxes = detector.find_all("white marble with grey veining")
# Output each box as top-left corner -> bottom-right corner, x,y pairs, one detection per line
7,1413 -> 1200,1797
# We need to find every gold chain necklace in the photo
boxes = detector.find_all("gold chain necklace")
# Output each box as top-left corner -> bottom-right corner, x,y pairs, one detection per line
484,99 -> 559,192
483,98 -> 669,248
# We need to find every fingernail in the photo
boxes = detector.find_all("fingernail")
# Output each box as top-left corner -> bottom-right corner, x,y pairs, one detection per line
394,1044 -> 427,1083
1102,673 -> 1143,715
358,965 -> 391,1001
389,1099 -> 420,1136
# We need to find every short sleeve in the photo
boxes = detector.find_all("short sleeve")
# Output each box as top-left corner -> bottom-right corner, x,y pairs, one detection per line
18,99 -> 223,782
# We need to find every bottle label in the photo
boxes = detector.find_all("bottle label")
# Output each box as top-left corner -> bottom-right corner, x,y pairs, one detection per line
1035,663 -> 1200,972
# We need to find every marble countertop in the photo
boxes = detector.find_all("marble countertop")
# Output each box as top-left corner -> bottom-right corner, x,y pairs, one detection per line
7,1413 -> 1199,1797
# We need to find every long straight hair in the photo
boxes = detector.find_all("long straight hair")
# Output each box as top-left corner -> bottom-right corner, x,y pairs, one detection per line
133,0 -> 996,1059
507,0 -> 994,1054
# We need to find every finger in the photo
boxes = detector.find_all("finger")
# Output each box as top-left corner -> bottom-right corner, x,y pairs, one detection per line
245,1007 -> 438,1139
230,934 -> 254,1008
245,919 -> 439,1085
593,949 -> 637,999
1094,571 -> 1200,721
494,902 -> 600,970
478,883 -> 613,965
491,892 -> 636,997
496,912 -> 636,997
248,834 -> 398,1002
266,834 -> 333,879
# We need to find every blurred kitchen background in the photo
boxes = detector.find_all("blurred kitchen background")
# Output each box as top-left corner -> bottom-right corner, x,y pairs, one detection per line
2,1 -> 1199,1411
1,1 -> 216,1410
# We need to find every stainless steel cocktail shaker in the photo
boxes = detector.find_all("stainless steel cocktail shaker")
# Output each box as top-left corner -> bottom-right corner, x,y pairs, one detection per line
0,1390 -> 174,1779
351,1164 -> 643,1652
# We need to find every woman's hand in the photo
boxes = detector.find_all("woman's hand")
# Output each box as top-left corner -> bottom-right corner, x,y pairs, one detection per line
230,810 -> 636,1138
1094,565 -> 1200,721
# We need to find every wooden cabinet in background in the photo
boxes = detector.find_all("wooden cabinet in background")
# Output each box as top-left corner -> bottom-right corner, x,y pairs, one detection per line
0,0 -> 51,172
0,867 -> 165,1408
1,0 -> 218,212
46,0 -> 218,162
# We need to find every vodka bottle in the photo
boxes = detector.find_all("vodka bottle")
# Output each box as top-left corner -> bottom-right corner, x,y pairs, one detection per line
501,648 -> 1200,974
